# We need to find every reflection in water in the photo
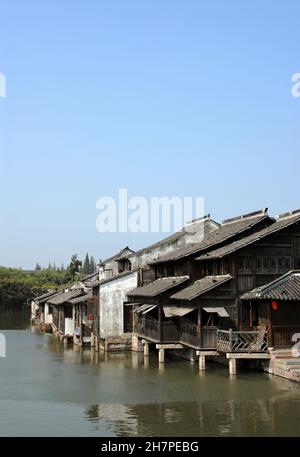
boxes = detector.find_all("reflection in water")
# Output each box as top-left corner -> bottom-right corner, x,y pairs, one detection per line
83,393 -> 300,437
1,311 -> 300,437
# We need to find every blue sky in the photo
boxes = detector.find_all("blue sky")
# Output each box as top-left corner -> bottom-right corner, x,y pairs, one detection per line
0,0 -> 299,269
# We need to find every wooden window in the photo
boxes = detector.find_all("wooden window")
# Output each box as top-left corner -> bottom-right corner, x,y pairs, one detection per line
237,256 -> 253,273
254,257 -> 263,272
278,257 -> 291,273
238,276 -> 254,292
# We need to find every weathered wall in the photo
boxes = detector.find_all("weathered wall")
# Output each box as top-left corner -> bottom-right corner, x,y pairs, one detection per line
99,271 -> 138,338
129,219 -> 219,270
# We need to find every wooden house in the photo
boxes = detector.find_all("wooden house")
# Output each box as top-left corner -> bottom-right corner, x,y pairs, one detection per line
127,209 -> 300,358
240,270 -> 300,348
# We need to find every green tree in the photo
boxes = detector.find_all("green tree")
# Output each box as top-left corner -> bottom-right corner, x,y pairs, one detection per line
82,253 -> 90,274
89,256 -> 96,273
35,263 -> 41,271
47,262 -> 52,271
68,254 -> 82,281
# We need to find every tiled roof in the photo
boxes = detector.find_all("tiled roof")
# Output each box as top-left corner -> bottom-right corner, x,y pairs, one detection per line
170,275 -> 232,301
100,247 -> 135,266
197,210 -> 300,261
33,289 -> 60,303
47,289 -> 84,305
241,271 -> 300,301
128,215 -> 218,257
69,292 -> 93,305
127,276 -> 189,298
150,209 -> 273,264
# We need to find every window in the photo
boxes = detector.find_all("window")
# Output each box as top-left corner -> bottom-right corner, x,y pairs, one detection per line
263,257 -> 272,272
64,305 -> 73,318
237,256 -> 253,273
278,257 -> 291,273
254,257 -> 263,272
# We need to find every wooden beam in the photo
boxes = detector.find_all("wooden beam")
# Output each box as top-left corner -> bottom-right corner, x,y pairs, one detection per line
156,344 -> 184,349
226,353 -> 271,359
196,350 -> 219,356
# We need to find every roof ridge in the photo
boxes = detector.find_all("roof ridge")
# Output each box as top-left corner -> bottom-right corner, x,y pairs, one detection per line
222,208 -> 268,225
277,209 -> 300,220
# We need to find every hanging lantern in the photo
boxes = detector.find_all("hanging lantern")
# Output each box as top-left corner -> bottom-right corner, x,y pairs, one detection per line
271,300 -> 279,310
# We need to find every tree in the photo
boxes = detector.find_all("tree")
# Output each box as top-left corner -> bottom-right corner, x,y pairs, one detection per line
35,263 -> 41,271
61,263 -> 65,271
89,256 -> 96,273
68,254 -> 82,281
47,262 -> 52,271
82,253 -> 90,274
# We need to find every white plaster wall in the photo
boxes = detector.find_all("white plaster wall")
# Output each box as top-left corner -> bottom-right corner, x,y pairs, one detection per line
31,301 -> 38,320
99,271 -> 138,339
44,303 -> 53,324
65,318 -> 74,336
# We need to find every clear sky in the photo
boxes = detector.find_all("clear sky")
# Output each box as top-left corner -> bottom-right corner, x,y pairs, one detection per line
0,0 -> 299,269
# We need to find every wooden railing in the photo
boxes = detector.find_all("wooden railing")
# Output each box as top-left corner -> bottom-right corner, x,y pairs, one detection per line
202,327 -> 218,349
178,318 -> 199,348
134,314 -> 159,341
161,321 -> 179,342
217,329 -> 268,353
134,314 -> 219,349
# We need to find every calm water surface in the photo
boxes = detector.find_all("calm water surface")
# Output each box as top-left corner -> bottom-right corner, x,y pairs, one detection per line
1,311 -> 300,437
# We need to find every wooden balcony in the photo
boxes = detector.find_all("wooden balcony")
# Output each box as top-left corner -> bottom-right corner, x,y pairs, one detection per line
217,329 -> 268,353
134,314 -> 160,342
134,314 -> 218,349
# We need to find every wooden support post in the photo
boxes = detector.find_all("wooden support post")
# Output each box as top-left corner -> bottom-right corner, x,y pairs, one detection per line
229,358 -> 236,375
199,354 -> 206,371
144,356 -> 149,369
144,341 -> 149,357
158,302 -> 162,342
268,302 -> 273,348
229,328 -> 233,352
198,306 -> 202,348
158,348 -> 164,363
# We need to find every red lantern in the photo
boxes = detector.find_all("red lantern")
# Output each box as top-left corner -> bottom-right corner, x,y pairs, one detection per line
271,300 -> 279,310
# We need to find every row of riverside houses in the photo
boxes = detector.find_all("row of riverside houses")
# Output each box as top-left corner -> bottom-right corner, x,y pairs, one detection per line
31,208 -> 300,380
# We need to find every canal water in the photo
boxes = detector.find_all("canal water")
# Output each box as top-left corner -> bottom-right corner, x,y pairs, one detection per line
1,311 -> 300,437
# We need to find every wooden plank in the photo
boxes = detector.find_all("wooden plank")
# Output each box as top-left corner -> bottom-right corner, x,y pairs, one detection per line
226,353 -> 271,359
156,344 -> 184,349
196,350 -> 219,356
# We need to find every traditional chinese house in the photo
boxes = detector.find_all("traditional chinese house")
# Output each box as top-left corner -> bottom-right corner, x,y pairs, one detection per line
127,209 -> 300,369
